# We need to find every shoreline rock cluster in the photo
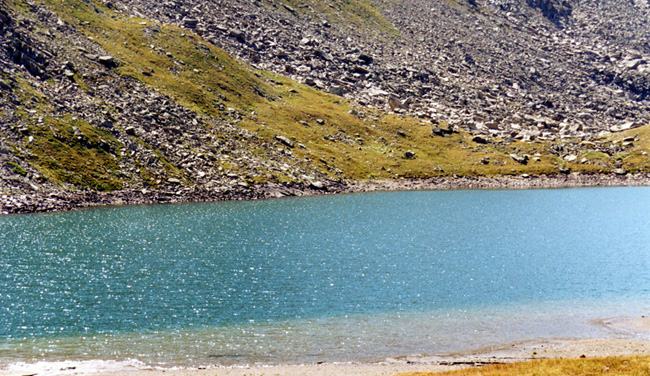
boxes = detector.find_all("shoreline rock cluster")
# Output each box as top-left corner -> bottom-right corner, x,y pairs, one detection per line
3,172 -> 649,215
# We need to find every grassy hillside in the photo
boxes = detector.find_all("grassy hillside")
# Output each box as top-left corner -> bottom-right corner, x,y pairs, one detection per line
2,0 -> 650,200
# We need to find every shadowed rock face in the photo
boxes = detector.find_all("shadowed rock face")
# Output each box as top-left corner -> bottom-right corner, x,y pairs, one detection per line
527,0 -> 572,26
0,4 -> 51,78
8,35 -> 52,78
0,8 -> 10,30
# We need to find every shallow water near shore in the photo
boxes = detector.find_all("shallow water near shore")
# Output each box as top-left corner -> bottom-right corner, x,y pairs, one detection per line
1,187 -> 650,369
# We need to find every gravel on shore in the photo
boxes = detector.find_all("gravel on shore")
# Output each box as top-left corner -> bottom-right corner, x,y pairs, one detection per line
3,333 -> 650,376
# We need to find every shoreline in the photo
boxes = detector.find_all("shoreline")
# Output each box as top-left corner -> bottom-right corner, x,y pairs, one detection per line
3,339 -> 650,376
3,172 -> 650,215
2,316 -> 650,376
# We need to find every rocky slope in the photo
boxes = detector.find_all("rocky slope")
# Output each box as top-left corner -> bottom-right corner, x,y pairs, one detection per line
0,0 -> 342,213
1,0 -> 650,214
114,0 -> 650,139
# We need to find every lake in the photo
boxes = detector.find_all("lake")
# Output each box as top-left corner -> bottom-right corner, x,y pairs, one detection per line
1,187 -> 650,368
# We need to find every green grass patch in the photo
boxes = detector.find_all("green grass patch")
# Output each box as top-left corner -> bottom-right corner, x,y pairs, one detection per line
6,162 -> 27,176
275,0 -> 398,37
26,116 -> 124,191
245,77 -> 565,180
603,124 -> 650,172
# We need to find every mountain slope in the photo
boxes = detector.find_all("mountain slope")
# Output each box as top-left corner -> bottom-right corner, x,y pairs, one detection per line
1,0 -> 650,213
115,0 -> 650,137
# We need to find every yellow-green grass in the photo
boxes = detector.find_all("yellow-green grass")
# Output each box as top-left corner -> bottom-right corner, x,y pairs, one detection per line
605,125 -> 650,173
276,0 -> 398,37
3,64 -> 124,190
25,116 -> 124,191
244,80 -> 565,180
396,355 -> 650,376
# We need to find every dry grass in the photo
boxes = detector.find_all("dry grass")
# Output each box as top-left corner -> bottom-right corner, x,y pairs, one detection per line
397,356 -> 650,376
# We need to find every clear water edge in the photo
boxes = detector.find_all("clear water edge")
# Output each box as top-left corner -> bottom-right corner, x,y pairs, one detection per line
1,187 -> 650,369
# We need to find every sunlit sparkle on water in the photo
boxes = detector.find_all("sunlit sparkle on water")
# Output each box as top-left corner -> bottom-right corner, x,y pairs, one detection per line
1,187 -> 650,367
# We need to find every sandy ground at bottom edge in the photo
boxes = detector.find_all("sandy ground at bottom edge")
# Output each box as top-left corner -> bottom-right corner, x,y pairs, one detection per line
3,316 -> 650,376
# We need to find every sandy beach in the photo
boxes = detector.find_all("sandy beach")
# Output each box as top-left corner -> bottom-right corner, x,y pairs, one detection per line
3,316 -> 650,376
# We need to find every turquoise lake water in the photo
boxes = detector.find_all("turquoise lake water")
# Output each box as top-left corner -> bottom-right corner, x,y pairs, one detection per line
1,187 -> 650,368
